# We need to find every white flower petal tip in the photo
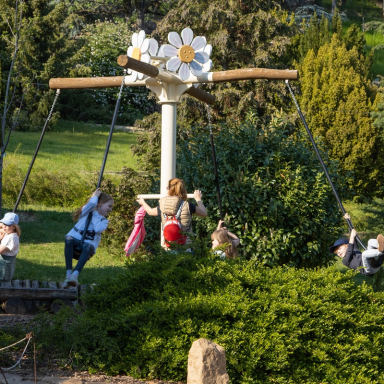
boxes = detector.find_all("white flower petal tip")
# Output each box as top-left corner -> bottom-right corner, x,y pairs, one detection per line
203,59 -> 213,72
141,38 -> 150,53
204,44 -> 212,57
179,62 -> 191,81
138,30 -> 146,48
149,38 -> 159,56
166,57 -> 182,72
168,32 -> 183,48
132,33 -> 138,48
194,51 -> 209,64
191,36 -> 205,51
127,46 -> 134,57
163,44 -> 178,57
141,53 -> 151,63
190,60 -> 203,77
181,28 -> 193,45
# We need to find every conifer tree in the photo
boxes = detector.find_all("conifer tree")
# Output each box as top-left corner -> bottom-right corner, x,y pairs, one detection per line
298,35 -> 382,197
332,8 -> 343,40
154,0 -> 296,124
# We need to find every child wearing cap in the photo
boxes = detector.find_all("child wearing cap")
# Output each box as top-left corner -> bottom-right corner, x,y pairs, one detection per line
329,213 -> 384,276
0,212 -> 20,286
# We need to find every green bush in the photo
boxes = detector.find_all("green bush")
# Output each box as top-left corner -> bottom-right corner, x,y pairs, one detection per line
176,114 -> 349,267
28,249 -> 384,383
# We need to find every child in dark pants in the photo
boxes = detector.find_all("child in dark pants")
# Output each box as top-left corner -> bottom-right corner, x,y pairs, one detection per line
329,213 -> 384,276
63,189 -> 113,288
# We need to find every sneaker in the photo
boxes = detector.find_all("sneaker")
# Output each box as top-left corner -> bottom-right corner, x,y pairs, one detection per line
378,234 -> 384,253
67,274 -> 78,288
62,277 -> 70,289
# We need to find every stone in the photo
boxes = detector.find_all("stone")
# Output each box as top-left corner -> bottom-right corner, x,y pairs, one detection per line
187,338 -> 229,384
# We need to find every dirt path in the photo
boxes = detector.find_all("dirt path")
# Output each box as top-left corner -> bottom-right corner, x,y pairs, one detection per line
0,315 -> 185,384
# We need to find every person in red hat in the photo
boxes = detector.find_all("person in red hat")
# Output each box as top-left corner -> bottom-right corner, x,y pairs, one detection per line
329,213 -> 384,276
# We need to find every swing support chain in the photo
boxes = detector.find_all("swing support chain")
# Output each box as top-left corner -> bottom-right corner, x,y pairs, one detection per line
285,80 -> 367,251
13,89 -> 61,213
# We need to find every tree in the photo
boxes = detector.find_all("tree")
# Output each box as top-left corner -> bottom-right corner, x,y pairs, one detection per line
154,0 -> 296,124
298,35 -> 383,197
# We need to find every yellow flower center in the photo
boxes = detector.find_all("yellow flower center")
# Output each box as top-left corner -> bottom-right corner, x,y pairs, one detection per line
132,47 -> 142,61
178,45 -> 195,63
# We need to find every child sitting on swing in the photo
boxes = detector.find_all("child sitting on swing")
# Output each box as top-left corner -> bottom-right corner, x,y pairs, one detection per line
63,188 -> 113,288
211,220 -> 240,259
0,213 -> 20,286
329,213 -> 384,276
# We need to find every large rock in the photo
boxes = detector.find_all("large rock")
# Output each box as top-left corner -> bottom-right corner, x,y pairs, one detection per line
187,338 -> 229,384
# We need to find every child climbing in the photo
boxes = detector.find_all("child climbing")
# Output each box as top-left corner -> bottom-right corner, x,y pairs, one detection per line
0,212 -> 20,286
329,213 -> 384,276
63,188 -> 113,288
211,220 -> 240,259
137,178 -> 207,248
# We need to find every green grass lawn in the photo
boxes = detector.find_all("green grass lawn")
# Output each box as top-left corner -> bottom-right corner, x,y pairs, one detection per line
5,120 -> 139,175
5,120 -> 140,285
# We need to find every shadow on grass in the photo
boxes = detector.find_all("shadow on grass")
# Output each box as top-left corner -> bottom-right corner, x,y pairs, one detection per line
16,209 -> 74,244
13,257 -> 126,284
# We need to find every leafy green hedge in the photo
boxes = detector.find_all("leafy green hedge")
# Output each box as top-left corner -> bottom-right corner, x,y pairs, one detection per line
28,248 -> 384,384
176,115 -> 350,267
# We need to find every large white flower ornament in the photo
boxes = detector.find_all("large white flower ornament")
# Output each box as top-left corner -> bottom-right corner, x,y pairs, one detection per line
162,28 -> 212,81
127,30 -> 158,81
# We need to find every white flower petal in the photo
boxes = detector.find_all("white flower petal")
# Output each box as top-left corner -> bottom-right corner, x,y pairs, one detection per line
181,28 -> 193,45
203,59 -> 212,72
190,60 -> 203,76
158,45 -> 165,57
138,71 -> 144,80
166,57 -> 182,72
191,36 -> 205,51
168,31 -> 183,48
127,46 -> 134,57
141,38 -> 150,53
127,68 -> 132,75
132,33 -> 138,48
163,44 -> 178,57
194,51 -> 209,64
149,38 -> 159,56
179,62 -> 190,81
141,53 -> 150,63
131,70 -> 138,82
204,44 -> 212,57
138,30 -> 146,48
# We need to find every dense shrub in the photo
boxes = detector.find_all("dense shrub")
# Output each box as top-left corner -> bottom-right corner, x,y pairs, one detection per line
29,249 -> 384,383
175,114 -> 347,267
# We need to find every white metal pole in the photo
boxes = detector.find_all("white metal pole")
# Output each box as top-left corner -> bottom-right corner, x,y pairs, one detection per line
160,102 -> 177,195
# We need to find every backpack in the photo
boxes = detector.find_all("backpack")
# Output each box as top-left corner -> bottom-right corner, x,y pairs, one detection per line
163,201 -> 186,247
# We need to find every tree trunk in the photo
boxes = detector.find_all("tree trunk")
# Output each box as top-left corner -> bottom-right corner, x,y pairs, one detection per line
332,0 -> 337,13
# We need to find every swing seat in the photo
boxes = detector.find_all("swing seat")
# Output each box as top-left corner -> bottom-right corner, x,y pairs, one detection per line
370,254 -> 384,269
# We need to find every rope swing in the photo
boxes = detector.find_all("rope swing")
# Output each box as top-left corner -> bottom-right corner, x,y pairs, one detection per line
285,80 -> 367,251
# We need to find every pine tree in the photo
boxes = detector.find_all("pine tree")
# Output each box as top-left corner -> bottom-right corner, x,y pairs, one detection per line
298,35 -> 382,197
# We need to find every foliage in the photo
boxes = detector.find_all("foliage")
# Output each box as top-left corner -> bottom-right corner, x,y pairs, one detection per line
132,110 -> 348,267
298,34 -> 382,198
101,167 -> 154,252
59,20 -> 156,124
154,0 -> 296,123
28,251 -> 384,383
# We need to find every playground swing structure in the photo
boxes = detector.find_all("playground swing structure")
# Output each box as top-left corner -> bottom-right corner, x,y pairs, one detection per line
49,28 -> 299,246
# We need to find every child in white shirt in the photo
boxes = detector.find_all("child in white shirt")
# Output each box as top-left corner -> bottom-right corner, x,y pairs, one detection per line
0,212 -> 20,285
